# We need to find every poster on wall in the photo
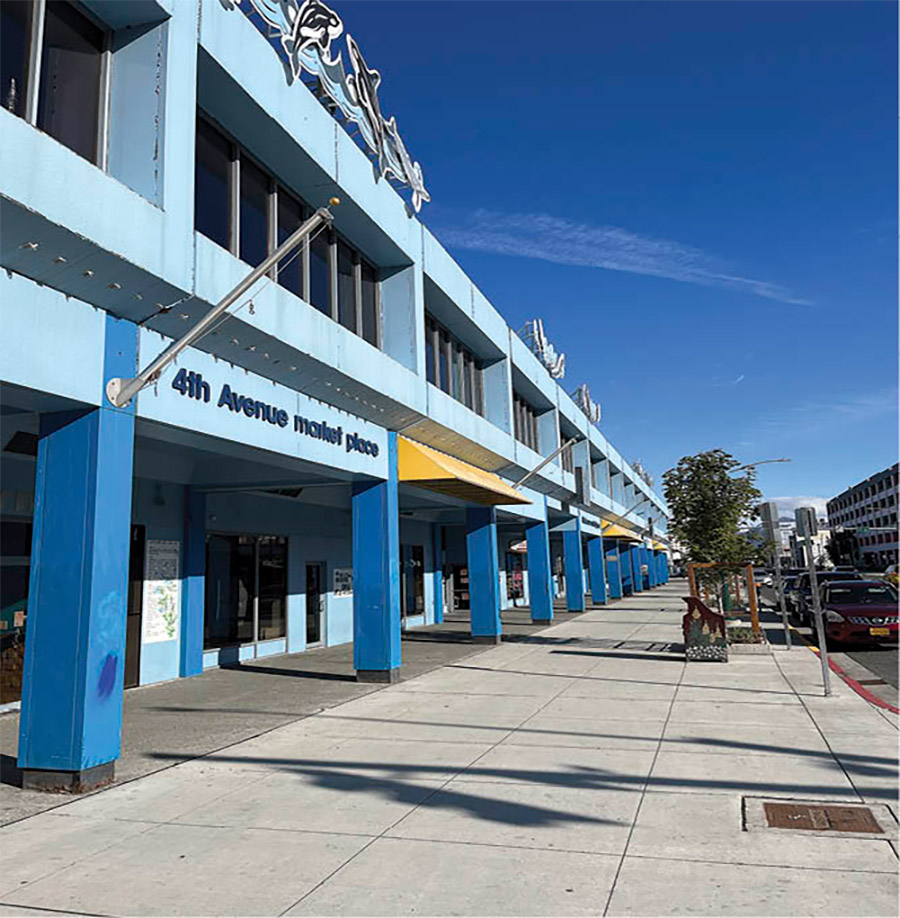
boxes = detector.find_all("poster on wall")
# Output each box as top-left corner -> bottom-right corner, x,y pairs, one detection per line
333,567 -> 353,597
142,540 -> 181,643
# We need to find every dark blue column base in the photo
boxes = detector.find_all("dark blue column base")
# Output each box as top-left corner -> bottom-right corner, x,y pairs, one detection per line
356,669 -> 401,684
473,634 -> 503,645
22,761 -> 114,794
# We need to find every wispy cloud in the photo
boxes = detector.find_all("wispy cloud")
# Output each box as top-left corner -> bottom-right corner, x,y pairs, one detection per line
713,374 -> 745,387
437,209 -> 811,305
755,387 -> 898,440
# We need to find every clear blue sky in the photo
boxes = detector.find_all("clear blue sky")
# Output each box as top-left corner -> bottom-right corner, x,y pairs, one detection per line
342,0 -> 897,513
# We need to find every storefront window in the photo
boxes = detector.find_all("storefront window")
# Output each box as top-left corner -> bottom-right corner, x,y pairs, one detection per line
505,552 -> 524,601
0,517 -> 32,704
204,534 -> 288,649
257,536 -> 287,640
401,544 -> 424,619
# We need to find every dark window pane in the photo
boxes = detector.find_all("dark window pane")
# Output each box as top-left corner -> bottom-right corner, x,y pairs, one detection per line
1,1 -> 31,117
337,240 -> 356,332
240,157 -> 269,267
452,344 -> 464,401
361,261 -> 378,346
462,353 -> 473,409
37,1 -> 103,163
309,231 -> 331,315
425,323 -> 435,383
257,537 -> 287,640
195,118 -> 231,250
439,332 -> 450,393
474,367 -> 484,416
276,187 -> 304,297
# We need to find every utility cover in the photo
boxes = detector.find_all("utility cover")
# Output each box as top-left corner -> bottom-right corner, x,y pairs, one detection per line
762,802 -> 883,834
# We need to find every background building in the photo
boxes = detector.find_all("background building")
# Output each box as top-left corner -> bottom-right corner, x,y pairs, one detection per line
826,464 -> 899,570
0,0 -> 668,787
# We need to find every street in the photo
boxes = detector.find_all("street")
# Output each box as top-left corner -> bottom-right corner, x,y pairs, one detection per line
845,646 -> 899,689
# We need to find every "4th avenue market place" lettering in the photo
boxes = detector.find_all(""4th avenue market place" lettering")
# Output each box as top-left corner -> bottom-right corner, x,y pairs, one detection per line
171,368 -> 379,457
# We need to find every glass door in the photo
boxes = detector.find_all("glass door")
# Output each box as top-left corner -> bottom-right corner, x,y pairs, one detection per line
124,524 -> 145,688
305,562 -> 324,645
204,534 -> 257,649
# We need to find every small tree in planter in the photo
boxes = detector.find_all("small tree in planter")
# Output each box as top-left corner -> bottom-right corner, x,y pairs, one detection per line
662,450 -> 768,616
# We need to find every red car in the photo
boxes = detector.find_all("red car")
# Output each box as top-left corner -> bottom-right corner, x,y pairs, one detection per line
820,580 -> 899,644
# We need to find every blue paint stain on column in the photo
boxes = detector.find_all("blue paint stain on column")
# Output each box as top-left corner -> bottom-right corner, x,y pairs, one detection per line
465,507 -> 502,638
18,314 -> 137,773
525,518 -> 553,622
352,432 -> 401,673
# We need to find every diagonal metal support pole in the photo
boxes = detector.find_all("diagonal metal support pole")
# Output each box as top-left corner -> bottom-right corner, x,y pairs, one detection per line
105,204 -> 337,408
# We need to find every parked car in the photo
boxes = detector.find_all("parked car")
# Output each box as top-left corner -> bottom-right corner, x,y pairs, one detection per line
780,575 -> 799,610
790,571 -> 863,625
820,580 -> 899,645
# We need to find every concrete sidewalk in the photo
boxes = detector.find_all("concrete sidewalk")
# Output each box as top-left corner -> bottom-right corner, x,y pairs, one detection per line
1,583 -> 897,917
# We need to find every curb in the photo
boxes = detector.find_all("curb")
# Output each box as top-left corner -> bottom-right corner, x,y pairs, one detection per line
790,628 -> 899,715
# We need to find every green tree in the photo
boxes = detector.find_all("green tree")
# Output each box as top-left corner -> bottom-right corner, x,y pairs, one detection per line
662,450 -> 766,568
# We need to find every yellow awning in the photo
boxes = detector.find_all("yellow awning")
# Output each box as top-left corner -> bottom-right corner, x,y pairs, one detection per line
398,437 -> 531,506
652,541 -> 666,551
601,523 -> 643,542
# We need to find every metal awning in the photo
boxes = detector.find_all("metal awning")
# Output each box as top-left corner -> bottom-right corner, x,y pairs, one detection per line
398,437 -> 531,506
602,523 -> 643,542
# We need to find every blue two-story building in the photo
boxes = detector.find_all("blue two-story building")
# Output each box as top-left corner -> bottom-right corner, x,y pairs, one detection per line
0,0 -> 669,790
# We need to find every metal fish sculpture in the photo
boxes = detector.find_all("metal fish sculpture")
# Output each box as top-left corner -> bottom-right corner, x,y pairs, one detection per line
225,0 -> 430,212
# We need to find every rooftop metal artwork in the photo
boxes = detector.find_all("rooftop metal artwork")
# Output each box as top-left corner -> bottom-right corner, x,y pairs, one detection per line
224,0 -> 430,212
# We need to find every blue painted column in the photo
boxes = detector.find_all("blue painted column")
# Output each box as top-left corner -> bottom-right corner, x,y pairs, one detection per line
663,555 -> 670,582
180,488 -> 206,677
642,547 -> 652,590
604,539 -> 622,599
18,316 -> 137,791
647,548 -> 658,588
631,545 -> 644,592
525,519 -> 554,623
352,432 -> 401,681
587,537 -> 608,604
620,541 -> 634,594
562,518 -> 585,611
466,507 -> 502,642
